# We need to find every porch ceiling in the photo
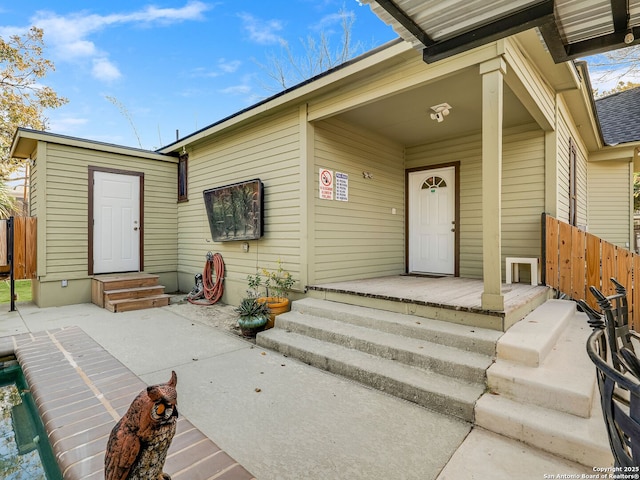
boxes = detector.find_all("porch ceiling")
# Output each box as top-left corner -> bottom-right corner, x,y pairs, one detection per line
363,0 -> 640,64
335,67 -> 534,146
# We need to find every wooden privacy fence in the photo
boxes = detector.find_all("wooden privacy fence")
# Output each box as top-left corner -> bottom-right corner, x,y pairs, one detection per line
543,213 -> 639,329
0,217 -> 37,279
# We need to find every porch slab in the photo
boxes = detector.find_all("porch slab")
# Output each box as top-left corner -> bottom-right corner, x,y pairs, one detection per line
308,275 -> 552,331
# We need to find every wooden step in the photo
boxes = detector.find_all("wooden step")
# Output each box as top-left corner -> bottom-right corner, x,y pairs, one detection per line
105,294 -> 171,313
92,273 -> 161,308
104,285 -> 166,302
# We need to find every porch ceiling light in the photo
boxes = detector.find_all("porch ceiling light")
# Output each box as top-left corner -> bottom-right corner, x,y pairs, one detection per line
430,103 -> 452,123
625,29 -> 635,45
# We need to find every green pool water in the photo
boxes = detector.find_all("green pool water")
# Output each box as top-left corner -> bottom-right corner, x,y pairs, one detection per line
0,358 -> 62,480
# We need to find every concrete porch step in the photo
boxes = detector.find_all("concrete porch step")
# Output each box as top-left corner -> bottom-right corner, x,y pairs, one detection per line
475,389 -> 612,467
257,328 -> 485,422
478,299 -> 612,467
487,306 -> 595,417
274,310 -> 492,384
257,298 -> 500,421
291,297 -> 502,356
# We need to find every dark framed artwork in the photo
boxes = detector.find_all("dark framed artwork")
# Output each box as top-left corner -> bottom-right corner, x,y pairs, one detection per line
203,179 -> 264,241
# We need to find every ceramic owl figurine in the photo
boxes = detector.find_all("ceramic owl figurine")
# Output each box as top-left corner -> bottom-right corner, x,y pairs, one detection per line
105,371 -> 178,480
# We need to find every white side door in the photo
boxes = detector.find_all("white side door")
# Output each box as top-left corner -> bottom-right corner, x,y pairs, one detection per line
93,171 -> 140,274
408,167 -> 455,275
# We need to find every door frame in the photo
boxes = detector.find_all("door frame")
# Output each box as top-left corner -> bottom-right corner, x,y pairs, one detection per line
405,162 -> 460,276
88,166 -> 144,275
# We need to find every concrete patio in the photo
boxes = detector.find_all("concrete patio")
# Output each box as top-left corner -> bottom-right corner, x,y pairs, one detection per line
0,299 -> 597,479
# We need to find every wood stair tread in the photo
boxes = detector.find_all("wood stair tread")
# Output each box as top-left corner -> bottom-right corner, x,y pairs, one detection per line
104,285 -> 166,294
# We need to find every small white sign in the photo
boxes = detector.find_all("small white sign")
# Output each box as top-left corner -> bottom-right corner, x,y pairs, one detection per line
319,168 -> 333,200
335,172 -> 348,201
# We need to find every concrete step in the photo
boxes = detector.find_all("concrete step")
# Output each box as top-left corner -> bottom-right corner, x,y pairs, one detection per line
487,309 -> 595,417
496,299 -> 575,367
475,389 -> 612,468
106,294 -> 171,313
257,328 -> 485,422
275,310 -> 492,384
477,299 -> 612,468
291,297 -> 502,356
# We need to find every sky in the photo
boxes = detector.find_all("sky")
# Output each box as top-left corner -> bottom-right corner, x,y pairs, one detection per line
0,1 -> 397,151
1,1 -> 638,154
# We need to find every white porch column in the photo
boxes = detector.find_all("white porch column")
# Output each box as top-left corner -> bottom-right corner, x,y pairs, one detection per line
480,57 -> 506,311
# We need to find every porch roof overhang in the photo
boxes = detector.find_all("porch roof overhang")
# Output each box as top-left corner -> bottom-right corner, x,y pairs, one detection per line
362,0 -> 640,64
10,128 -> 175,163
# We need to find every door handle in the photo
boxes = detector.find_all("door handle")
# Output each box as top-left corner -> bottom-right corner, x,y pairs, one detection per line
134,227 -> 138,231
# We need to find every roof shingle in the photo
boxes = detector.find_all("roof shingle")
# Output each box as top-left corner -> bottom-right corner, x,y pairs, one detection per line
595,87 -> 640,146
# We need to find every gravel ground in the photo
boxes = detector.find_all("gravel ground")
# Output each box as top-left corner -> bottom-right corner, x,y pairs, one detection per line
166,294 -> 242,336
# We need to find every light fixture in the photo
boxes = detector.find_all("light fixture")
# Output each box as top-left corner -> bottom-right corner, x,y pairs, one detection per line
430,103 -> 452,123
625,29 -> 635,45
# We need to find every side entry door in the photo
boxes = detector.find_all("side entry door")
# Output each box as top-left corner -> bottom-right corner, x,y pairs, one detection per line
91,170 -> 141,274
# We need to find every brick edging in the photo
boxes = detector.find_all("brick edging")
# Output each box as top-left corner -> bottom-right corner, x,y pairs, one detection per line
6,326 -> 255,480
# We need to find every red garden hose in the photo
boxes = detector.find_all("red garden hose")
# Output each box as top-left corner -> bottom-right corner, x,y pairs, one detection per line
188,252 -> 224,305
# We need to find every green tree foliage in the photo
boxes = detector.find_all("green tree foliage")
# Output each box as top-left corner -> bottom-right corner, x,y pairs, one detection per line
1,27 -> 67,175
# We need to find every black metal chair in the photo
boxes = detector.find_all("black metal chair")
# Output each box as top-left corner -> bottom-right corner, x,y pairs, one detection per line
587,328 -> 640,467
586,279 -> 640,373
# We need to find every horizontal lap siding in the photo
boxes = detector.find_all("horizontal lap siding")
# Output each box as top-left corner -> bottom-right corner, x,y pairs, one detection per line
406,127 -> 544,279
588,160 -> 631,247
502,130 -> 545,260
557,103 -> 588,227
177,110 -> 301,299
43,144 -> 177,280
313,118 -> 405,282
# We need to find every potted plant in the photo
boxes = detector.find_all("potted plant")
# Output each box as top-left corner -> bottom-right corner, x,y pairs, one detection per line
247,260 -> 295,329
235,297 -> 270,337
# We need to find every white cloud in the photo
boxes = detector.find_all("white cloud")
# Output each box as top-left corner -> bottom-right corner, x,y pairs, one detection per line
239,13 -> 285,45
218,59 -> 241,73
92,58 -> 122,82
49,116 -> 89,133
220,84 -> 252,95
1,2 -> 211,83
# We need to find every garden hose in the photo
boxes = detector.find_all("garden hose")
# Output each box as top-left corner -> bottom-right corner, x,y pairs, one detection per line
188,252 -> 224,305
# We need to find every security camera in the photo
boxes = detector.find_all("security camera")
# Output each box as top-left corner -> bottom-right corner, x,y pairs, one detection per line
429,103 -> 452,123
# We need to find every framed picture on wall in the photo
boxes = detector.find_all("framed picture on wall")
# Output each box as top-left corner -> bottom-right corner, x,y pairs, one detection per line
203,179 -> 264,241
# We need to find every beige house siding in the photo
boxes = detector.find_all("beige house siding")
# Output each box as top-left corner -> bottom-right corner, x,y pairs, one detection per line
587,160 -> 632,247
312,118 -> 405,283
406,126 -> 545,279
33,142 -> 178,306
176,109 -> 303,301
556,100 -> 589,227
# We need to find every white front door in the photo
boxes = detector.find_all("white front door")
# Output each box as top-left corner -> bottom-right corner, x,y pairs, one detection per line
408,167 -> 455,275
93,171 -> 140,274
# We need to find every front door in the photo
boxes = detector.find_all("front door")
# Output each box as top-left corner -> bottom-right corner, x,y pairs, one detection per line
408,166 -> 455,275
92,170 -> 141,274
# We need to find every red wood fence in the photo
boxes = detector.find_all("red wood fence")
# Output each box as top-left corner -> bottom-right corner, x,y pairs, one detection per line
543,213 -> 639,329
0,217 -> 37,279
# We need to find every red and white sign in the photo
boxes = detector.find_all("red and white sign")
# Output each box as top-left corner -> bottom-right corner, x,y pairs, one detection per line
319,168 -> 333,200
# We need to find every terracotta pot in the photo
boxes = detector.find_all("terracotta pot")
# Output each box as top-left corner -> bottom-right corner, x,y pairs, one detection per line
258,297 -> 290,329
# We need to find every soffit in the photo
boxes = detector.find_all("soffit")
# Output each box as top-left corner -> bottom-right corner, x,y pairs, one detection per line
362,0 -> 640,63
335,67 -> 534,146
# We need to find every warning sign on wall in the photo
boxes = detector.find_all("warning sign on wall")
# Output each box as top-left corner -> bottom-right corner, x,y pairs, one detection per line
319,168 -> 333,200
335,172 -> 348,201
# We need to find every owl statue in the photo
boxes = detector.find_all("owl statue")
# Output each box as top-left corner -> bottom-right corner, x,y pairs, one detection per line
105,371 -> 178,480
